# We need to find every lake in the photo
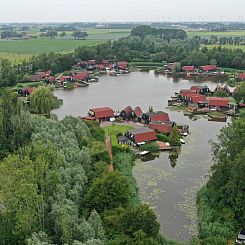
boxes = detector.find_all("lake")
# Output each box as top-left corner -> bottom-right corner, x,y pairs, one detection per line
53,71 -> 227,242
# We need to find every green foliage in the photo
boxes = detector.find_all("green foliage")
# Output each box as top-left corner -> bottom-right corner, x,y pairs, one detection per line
169,126 -> 181,147
197,117 -> 245,243
234,82 -> 245,104
85,171 -> 131,213
157,133 -> 169,142
213,90 -> 228,97
30,86 -> 53,115
139,142 -> 160,153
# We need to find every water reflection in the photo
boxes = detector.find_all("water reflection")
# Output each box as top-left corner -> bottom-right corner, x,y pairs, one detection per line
169,148 -> 181,168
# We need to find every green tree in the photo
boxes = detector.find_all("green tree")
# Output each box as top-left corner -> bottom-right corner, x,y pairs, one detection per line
46,30 -> 58,39
30,86 -> 53,115
169,126 -> 180,147
85,171 -> 131,213
234,82 -> 245,104
72,31 -> 88,40
60,32 -> 66,38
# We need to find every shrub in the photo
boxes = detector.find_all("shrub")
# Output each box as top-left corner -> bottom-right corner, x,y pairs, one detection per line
139,142 -> 159,153
157,133 -> 169,142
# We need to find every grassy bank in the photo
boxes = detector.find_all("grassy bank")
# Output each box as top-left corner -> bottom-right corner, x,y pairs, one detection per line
188,31 -> 245,38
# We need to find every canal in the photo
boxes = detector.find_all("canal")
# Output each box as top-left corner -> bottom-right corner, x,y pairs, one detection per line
53,71 -> 227,242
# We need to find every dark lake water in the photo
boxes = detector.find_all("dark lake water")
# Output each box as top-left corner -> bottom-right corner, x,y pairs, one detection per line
53,71 -> 227,242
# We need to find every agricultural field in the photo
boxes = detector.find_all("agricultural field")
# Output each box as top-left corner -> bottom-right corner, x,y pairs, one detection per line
187,30 -> 245,38
206,44 -> 245,51
0,38 -> 106,62
0,28 -> 131,62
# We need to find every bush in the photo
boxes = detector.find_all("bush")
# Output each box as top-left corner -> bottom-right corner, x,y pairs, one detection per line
157,133 -> 169,142
139,142 -> 159,153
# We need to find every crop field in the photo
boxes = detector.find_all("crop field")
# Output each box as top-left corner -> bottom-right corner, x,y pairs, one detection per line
187,30 -> 245,38
0,28 -> 131,62
206,44 -> 245,51
0,38 -> 106,62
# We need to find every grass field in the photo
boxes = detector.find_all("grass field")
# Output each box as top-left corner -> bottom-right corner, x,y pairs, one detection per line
188,31 -> 245,38
0,38 -> 106,62
0,28 -> 131,62
104,125 -> 134,146
206,44 -> 245,51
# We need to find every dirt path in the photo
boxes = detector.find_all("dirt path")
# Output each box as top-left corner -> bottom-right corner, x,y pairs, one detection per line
105,137 -> 114,172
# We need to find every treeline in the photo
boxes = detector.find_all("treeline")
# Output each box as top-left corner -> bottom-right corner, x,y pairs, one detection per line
200,35 -> 245,45
0,30 -> 27,39
0,89 -> 171,245
192,116 -> 245,244
131,25 -> 187,40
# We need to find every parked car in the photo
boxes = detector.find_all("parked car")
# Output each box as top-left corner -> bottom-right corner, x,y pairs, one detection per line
236,229 -> 245,244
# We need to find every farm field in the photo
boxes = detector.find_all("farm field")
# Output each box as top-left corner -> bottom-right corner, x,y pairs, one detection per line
0,38 -> 106,62
206,44 -> 245,51
0,28 -> 131,62
187,30 -> 245,38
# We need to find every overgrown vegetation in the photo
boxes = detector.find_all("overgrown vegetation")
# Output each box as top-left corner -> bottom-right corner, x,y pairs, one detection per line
196,116 -> 245,243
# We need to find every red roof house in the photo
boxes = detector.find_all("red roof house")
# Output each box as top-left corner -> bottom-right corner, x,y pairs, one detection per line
121,106 -> 133,118
72,72 -> 89,81
102,60 -> 110,65
89,107 -> 114,120
208,97 -> 229,108
88,60 -> 96,65
28,74 -> 43,82
117,61 -> 128,70
238,72 -> 245,80
60,76 -> 72,83
188,94 -> 207,103
149,121 -> 175,134
132,106 -> 143,118
128,127 -> 157,144
182,66 -> 195,72
200,65 -> 217,72
142,111 -> 170,124
180,89 -> 197,98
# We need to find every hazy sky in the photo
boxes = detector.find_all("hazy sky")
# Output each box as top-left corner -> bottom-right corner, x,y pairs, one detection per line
1,0 -> 245,23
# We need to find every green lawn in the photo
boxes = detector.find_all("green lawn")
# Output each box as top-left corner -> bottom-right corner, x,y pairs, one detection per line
188,30 -> 245,38
0,38 -> 106,54
104,125 -> 134,146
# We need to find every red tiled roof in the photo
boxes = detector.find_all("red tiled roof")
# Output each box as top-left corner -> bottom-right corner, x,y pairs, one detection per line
60,76 -> 71,82
102,60 -> 110,65
90,107 -> 114,119
208,97 -> 229,107
150,112 -> 170,122
88,60 -> 96,65
200,65 -> 217,71
182,66 -> 195,72
36,71 -> 47,78
117,61 -> 128,69
188,94 -> 207,103
29,74 -> 43,82
149,121 -> 173,134
97,64 -> 105,70
190,86 -> 204,92
180,89 -> 197,97
133,106 -> 143,117
130,127 -> 157,144
72,72 -> 89,81
238,72 -> 245,80
122,106 -> 133,117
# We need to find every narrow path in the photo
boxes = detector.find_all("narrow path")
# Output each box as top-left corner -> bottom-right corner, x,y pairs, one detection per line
105,137 -> 114,172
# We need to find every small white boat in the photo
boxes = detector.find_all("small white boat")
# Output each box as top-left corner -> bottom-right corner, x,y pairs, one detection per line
139,151 -> 150,156
181,132 -> 188,137
180,139 -> 186,144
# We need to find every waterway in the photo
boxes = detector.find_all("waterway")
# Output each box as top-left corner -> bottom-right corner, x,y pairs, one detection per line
53,71 -> 228,242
